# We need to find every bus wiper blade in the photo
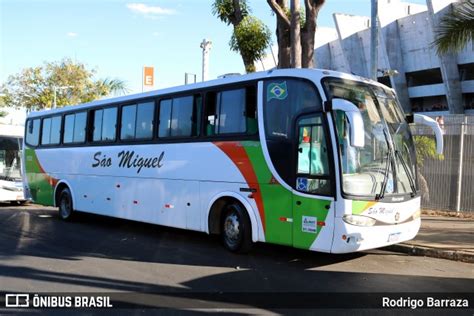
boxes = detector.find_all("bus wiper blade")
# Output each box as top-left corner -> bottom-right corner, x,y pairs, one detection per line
376,129 -> 392,201
376,148 -> 391,201
395,150 -> 417,198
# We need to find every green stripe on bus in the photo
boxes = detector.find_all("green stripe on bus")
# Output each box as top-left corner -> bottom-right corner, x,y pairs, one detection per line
243,141 -> 293,246
24,148 -> 55,206
242,141 -> 329,250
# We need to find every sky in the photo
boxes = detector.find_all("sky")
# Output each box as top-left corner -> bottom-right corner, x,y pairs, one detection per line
0,0 -> 429,94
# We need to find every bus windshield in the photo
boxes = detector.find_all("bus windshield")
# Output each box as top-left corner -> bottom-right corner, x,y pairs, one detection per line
0,136 -> 22,181
325,79 -> 417,199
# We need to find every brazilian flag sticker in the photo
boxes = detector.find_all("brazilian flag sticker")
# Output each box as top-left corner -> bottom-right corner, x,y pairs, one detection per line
267,81 -> 288,101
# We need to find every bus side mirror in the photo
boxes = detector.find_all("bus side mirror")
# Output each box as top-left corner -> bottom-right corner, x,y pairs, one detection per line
331,98 -> 365,148
414,114 -> 444,154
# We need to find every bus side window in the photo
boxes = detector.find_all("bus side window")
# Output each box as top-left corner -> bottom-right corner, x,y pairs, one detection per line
102,108 -> 117,141
41,118 -> 51,145
158,99 -> 172,138
205,86 -> 256,136
158,96 -> 197,138
91,108 -> 117,142
26,119 -> 40,146
121,104 -> 136,140
217,89 -> 246,134
92,109 -> 103,141
170,96 -> 194,137
135,102 -> 154,139
204,92 -> 217,136
64,114 -> 75,143
245,86 -> 258,134
73,112 -> 87,143
64,112 -> 87,144
121,102 -> 155,141
41,115 -> 61,146
193,94 -> 202,136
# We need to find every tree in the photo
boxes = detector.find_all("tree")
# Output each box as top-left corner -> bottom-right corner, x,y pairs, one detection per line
267,0 -> 325,68
213,0 -> 271,73
1,58 -> 128,109
290,0 -> 302,68
230,16 -> 272,72
434,0 -> 474,55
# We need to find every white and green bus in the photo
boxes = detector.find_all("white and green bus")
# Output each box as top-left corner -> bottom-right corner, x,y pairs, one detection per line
23,69 -> 443,253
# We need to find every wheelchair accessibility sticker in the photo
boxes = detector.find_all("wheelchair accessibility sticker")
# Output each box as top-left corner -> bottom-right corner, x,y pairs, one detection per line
296,177 -> 308,191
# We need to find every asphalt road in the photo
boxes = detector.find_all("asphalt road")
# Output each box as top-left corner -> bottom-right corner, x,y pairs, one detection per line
0,204 -> 473,313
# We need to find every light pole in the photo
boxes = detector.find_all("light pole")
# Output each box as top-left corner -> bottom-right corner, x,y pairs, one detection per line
53,85 -> 73,109
184,73 -> 197,85
370,0 -> 379,80
200,39 -> 212,82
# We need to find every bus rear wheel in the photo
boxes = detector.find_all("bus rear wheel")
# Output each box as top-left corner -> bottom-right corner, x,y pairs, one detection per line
58,188 -> 74,220
221,202 -> 252,253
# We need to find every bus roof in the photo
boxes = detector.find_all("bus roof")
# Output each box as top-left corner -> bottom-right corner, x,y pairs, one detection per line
0,124 -> 24,138
26,68 -> 381,118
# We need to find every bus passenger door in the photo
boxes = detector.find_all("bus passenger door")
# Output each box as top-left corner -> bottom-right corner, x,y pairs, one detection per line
292,114 -> 334,251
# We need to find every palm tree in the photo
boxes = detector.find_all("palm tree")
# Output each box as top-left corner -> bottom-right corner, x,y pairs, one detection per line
97,78 -> 130,96
434,0 -> 474,55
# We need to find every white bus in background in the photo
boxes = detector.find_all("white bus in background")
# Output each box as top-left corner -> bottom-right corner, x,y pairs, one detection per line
0,120 -> 26,204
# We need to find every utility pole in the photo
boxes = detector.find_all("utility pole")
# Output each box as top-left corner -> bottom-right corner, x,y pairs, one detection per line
370,0 -> 379,80
200,39 -> 212,82
52,85 -> 73,109
184,73 -> 197,85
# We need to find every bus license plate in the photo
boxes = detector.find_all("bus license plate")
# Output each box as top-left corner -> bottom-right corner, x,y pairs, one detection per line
388,232 -> 401,243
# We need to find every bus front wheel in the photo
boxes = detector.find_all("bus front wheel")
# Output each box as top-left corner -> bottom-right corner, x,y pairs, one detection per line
221,202 -> 252,253
58,188 -> 74,220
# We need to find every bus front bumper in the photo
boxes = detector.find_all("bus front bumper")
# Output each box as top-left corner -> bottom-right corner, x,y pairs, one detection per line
330,217 -> 421,253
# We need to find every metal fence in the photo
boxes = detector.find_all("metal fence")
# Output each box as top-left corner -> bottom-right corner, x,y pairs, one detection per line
411,114 -> 474,213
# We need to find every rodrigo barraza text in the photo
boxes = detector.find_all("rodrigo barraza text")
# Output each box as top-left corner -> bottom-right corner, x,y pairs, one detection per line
382,296 -> 469,309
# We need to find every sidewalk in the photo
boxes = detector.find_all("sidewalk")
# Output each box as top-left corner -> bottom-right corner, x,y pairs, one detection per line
386,215 -> 474,263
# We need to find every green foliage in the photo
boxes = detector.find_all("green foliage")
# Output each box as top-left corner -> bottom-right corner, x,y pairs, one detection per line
212,0 -> 250,25
272,6 -> 305,27
413,136 -> 444,167
229,16 -> 272,73
213,0 -> 271,73
434,0 -> 474,54
1,58 -> 128,109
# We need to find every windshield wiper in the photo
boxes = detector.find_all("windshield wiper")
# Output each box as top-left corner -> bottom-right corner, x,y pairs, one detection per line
376,129 -> 392,201
395,150 -> 417,197
376,149 -> 391,201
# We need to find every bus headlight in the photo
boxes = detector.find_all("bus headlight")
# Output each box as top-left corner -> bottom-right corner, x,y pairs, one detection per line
412,209 -> 421,220
343,214 -> 376,227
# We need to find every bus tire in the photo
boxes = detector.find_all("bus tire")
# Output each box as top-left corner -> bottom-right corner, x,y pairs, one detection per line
221,202 -> 252,253
58,187 -> 74,221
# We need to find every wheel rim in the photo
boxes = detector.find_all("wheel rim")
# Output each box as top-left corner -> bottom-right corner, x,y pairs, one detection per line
60,194 -> 71,218
224,211 -> 241,247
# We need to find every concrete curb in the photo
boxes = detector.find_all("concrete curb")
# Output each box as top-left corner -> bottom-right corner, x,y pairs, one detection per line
385,244 -> 474,264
